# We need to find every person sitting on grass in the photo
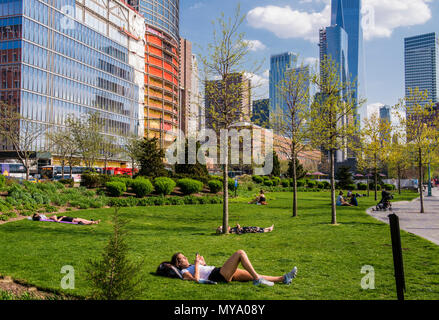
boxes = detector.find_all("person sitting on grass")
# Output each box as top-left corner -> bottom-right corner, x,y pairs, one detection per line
32,213 -> 100,225
248,190 -> 267,205
216,224 -> 274,234
170,250 -> 297,286
336,191 -> 353,207
350,193 -> 359,207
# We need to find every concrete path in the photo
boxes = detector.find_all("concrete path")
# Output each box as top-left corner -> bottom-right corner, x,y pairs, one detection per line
366,187 -> 439,245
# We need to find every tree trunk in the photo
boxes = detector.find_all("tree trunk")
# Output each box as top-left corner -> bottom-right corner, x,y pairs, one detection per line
292,145 -> 298,217
366,174 -> 370,197
131,158 -> 135,179
26,165 -> 30,181
61,159 -> 65,177
330,149 -> 336,225
374,165 -> 378,201
397,166 -> 401,195
419,148 -> 424,213
222,162 -> 229,234
70,165 -> 73,179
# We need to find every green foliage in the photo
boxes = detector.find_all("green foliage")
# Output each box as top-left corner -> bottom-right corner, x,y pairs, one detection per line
153,177 -> 176,196
357,183 -> 367,191
86,208 -> 143,300
59,179 -> 74,187
177,178 -> 203,195
252,175 -> 263,184
307,180 -> 317,188
174,138 -> 209,180
297,179 -> 306,187
272,151 -> 281,177
0,174 -> 6,189
105,182 -> 127,197
271,177 -> 281,186
384,183 -> 396,191
281,179 -> 290,187
81,173 -> 110,188
369,183 -> 382,191
131,178 -> 154,198
228,179 -> 239,192
263,180 -> 273,187
208,180 -> 223,194
137,137 -> 167,178
335,166 -> 355,190
346,183 -> 357,191
287,159 -> 307,180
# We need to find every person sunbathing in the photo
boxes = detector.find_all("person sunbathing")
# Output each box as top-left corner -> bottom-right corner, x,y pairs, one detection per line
248,190 -> 267,205
216,224 -> 274,234
32,213 -> 100,225
169,250 -> 297,286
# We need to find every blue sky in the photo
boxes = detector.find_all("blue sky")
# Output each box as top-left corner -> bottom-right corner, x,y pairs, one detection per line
180,0 -> 439,114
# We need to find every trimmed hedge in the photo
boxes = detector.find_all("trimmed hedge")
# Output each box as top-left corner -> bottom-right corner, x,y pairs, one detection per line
281,179 -> 290,187
105,181 -> 126,197
154,177 -> 176,196
307,180 -> 317,188
263,180 -> 273,187
357,183 -> 367,190
131,178 -> 154,197
208,180 -> 223,194
252,175 -> 264,184
297,180 -> 306,187
177,178 -> 203,195
271,177 -> 281,186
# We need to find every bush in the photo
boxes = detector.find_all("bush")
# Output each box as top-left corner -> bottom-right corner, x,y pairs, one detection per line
81,173 -> 109,188
153,177 -> 176,196
131,178 -> 154,198
357,183 -> 367,190
317,182 -> 325,189
252,176 -> 264,184
369,183 -> 382,191
281,179 -> 290,188
263,180 -> 273,187
228,179 -> 239,192
322,181 -> 331,189
307,180 -> 317,188
271,177 -> 281,186
59,179 -> 74,187
105,181 -> 127,197
346,183 -> 357,191
177,178 -> 203,195
208,180 -> 223,194
297,180 -> 306,187
383,183 -> 396,191
0,174 -> 6,189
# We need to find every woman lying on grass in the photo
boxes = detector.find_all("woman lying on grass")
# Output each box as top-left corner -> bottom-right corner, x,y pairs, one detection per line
32,213 -> 100,225
170,250 -> 297,286
216,224 -> 274,234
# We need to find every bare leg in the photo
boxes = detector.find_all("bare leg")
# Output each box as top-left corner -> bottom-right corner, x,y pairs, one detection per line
219,250 -> 260,282
73,218 -> 100,225
264,225 -> 274,233
232,268 -> 284,283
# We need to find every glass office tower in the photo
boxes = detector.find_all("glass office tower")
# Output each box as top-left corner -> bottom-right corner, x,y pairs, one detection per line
404,32 -> 438,107
269,52 -> 297,114
128,0 -> 180,148
330,0 -> 365,104
0,0 -> 145,166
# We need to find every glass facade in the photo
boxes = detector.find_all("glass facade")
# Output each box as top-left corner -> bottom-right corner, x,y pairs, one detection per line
128,0 -> 179,42
269,52 -> 297,114
0,0 -> 143,158
404,32 -> 438,107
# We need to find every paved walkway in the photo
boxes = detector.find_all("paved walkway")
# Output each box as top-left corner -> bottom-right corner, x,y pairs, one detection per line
367,187 -> 439,245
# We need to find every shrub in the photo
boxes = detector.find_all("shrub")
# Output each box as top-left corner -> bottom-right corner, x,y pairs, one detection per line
307,180 -> 317,188
317,182 -> 325,189
346,183 -> 357,191
322,181 -> 331,189
252,176 -> 264,184
153,177 -> 176,196
0,174 -> 6,189
357,183 -> 367,190
59,179 -> 74,187
110,177 -> 133,189
177,178 -> 203,195
131,178 -> 154,198
81,173 -> 109,188
281,179 -> 290,188
263,180 -> 273,187
384,183 -> 396,191
369,183 -> 382,190
297,180 -> 306,187
106,181 -> 127,197
271,177 -> 281,186
208,180 -> 223,194
228,179 -> 239,192
247,182 -> 255,191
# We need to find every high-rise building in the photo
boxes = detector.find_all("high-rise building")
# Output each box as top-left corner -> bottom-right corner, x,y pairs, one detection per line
0,0 -> 145,167
251,99 -> 270,129
330,0 -> 365,105
404,32 -> 438,107
379,105 -> 391,124
128,0 -> 180,149
205,73 -> 251,130
269,52 -> 297,113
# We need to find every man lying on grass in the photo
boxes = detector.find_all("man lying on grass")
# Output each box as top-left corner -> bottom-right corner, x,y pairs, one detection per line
216,224 -> 274,234
32,213 -> 100,225
168,250 -> 297,286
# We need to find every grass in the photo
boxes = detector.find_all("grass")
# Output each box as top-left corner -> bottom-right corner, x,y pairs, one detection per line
0,190 -> 438,300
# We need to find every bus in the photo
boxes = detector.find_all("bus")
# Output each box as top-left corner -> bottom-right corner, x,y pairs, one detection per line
0,163 -> 26,179
103,167 -> 138,176
39,166 -> 102,181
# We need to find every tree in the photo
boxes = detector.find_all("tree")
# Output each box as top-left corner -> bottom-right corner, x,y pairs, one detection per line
46,128 -> 79,178
386,133 -> 411,195
287,158 -> 307,180
308,56 -> 363,225
0,101 -> 46,180
174,137 -> 209,178
137,137 -> 167,178
86,208 -> 143,300
65,112 -> 104,170
356,112 -> 392,200
101,139 -> 123,175
199,5 -> 259,234
270,60 -> 311,217
393,88 -> 439,213
122,134 -> 143,179
335,166 -> 354,190
271,151 -> 281,177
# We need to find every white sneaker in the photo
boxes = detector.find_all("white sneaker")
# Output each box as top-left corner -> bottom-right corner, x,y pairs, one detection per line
283,266 -> 298,285
253,278 -> 274,287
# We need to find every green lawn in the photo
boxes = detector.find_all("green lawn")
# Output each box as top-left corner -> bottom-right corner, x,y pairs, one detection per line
0,191 -> 438,300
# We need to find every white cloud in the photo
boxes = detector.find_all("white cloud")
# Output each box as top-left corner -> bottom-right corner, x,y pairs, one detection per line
247,5 -> 331,43
245,72 -> 269,99
244,39 -> 267,51
247,0 -> 432,42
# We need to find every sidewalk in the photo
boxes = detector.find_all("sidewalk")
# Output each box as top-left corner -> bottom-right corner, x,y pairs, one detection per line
366,187 -> 439,245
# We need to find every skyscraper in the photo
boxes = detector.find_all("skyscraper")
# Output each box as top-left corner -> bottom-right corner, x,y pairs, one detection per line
128,0 -> 180,148
269,52 -> 297,113
252,99 -> 270,129
330,0 -> 365,105
0,0 -> 145,167
404,32 -> 438,107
